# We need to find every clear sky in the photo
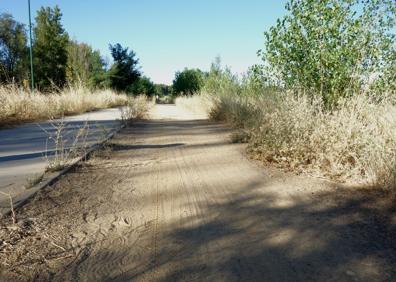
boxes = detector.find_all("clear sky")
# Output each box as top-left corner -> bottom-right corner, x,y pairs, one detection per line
1,0 -> 287,84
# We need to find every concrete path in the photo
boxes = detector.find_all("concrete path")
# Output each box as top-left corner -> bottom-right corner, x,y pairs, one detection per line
0,108 -> 123,211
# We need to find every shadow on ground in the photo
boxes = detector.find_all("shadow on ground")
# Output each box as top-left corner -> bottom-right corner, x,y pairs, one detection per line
76,120 -> 396,281
111,143 -> 185,151
3,118 -> 396,282
95,182 -> 396,281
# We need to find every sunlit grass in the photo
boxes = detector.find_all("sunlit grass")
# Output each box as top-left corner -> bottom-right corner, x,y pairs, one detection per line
178,90 -> 396,188
0,84 -> 128,127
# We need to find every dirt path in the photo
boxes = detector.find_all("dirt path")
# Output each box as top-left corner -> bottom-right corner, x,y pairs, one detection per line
1,104 -> 396,281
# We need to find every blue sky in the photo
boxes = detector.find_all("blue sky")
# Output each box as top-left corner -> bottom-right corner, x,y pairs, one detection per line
1,0 -> 287,84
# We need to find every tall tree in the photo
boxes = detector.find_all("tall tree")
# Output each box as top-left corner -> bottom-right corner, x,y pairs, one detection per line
89,49 -> 108,88
66,40 -> 106,88
0,13 -> 28,83
108,43 -> 140,92
33,6 -> 68,90
66,40 -> 92,85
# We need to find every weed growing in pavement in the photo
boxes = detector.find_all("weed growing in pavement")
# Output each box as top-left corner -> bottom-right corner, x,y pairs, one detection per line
25,173 -> 44,189
40,118 -> 90,172
120,95 -> 151,126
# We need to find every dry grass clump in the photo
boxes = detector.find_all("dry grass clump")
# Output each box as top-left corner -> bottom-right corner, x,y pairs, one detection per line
43,119 -> 90,172
211,91 -> 396,187
121,95 -> 151,125
175,94 -> 213,118
209,93 -> 260,128
0,84 -> 128,127
25,173 -> 44,189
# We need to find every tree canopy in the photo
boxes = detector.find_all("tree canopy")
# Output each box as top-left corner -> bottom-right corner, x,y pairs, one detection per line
0,13 -> 28,83
155,84 -> 173,97
66,40 -> 107,88
172,68 -> 204,95
129,76 -> 155,96
108,43 -> 141,92
261,0 -> 396,106
33,6 -> 69,90
0,7 -> 153,94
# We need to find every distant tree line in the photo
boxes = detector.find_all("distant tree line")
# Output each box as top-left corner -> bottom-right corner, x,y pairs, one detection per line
0,6 -> 160,96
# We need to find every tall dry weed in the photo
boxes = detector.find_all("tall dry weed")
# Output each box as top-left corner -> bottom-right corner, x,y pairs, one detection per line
0,84 -> 128,127
175,94 -> 213,118
209,91 -> 396,187
120,95 -> 151,125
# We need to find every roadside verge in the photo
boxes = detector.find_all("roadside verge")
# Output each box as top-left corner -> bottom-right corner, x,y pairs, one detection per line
0,124 -> 124,217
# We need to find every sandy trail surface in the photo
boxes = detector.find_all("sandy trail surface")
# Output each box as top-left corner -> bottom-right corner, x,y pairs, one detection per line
1,104 -> 396,281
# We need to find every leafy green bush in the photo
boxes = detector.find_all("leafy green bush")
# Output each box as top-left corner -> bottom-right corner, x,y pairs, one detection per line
129,76 -> 156,96
172,68 -> 204,95
261,0 -> 396,106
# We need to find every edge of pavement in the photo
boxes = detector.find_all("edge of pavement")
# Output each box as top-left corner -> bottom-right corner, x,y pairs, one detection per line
0,123 -> 126,218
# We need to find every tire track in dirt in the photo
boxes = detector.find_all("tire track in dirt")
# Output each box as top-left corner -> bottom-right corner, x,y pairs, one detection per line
83,160 -> 147,281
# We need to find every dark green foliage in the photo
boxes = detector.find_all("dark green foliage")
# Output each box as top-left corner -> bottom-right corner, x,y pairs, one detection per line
88,50 -> 108,88
129,76 -> 155,96
1,7 -> 146,93
108,43 -> 141,92
172,68 -> 204,95
0,13 -> 28,83
155,84 -> 173,97
33,6 -> 69,91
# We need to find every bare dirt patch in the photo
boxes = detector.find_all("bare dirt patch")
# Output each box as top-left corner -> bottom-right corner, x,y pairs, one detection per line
1,105 -> 395,281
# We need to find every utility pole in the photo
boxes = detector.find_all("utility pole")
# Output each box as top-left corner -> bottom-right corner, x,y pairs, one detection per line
28,0 -> 34,90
